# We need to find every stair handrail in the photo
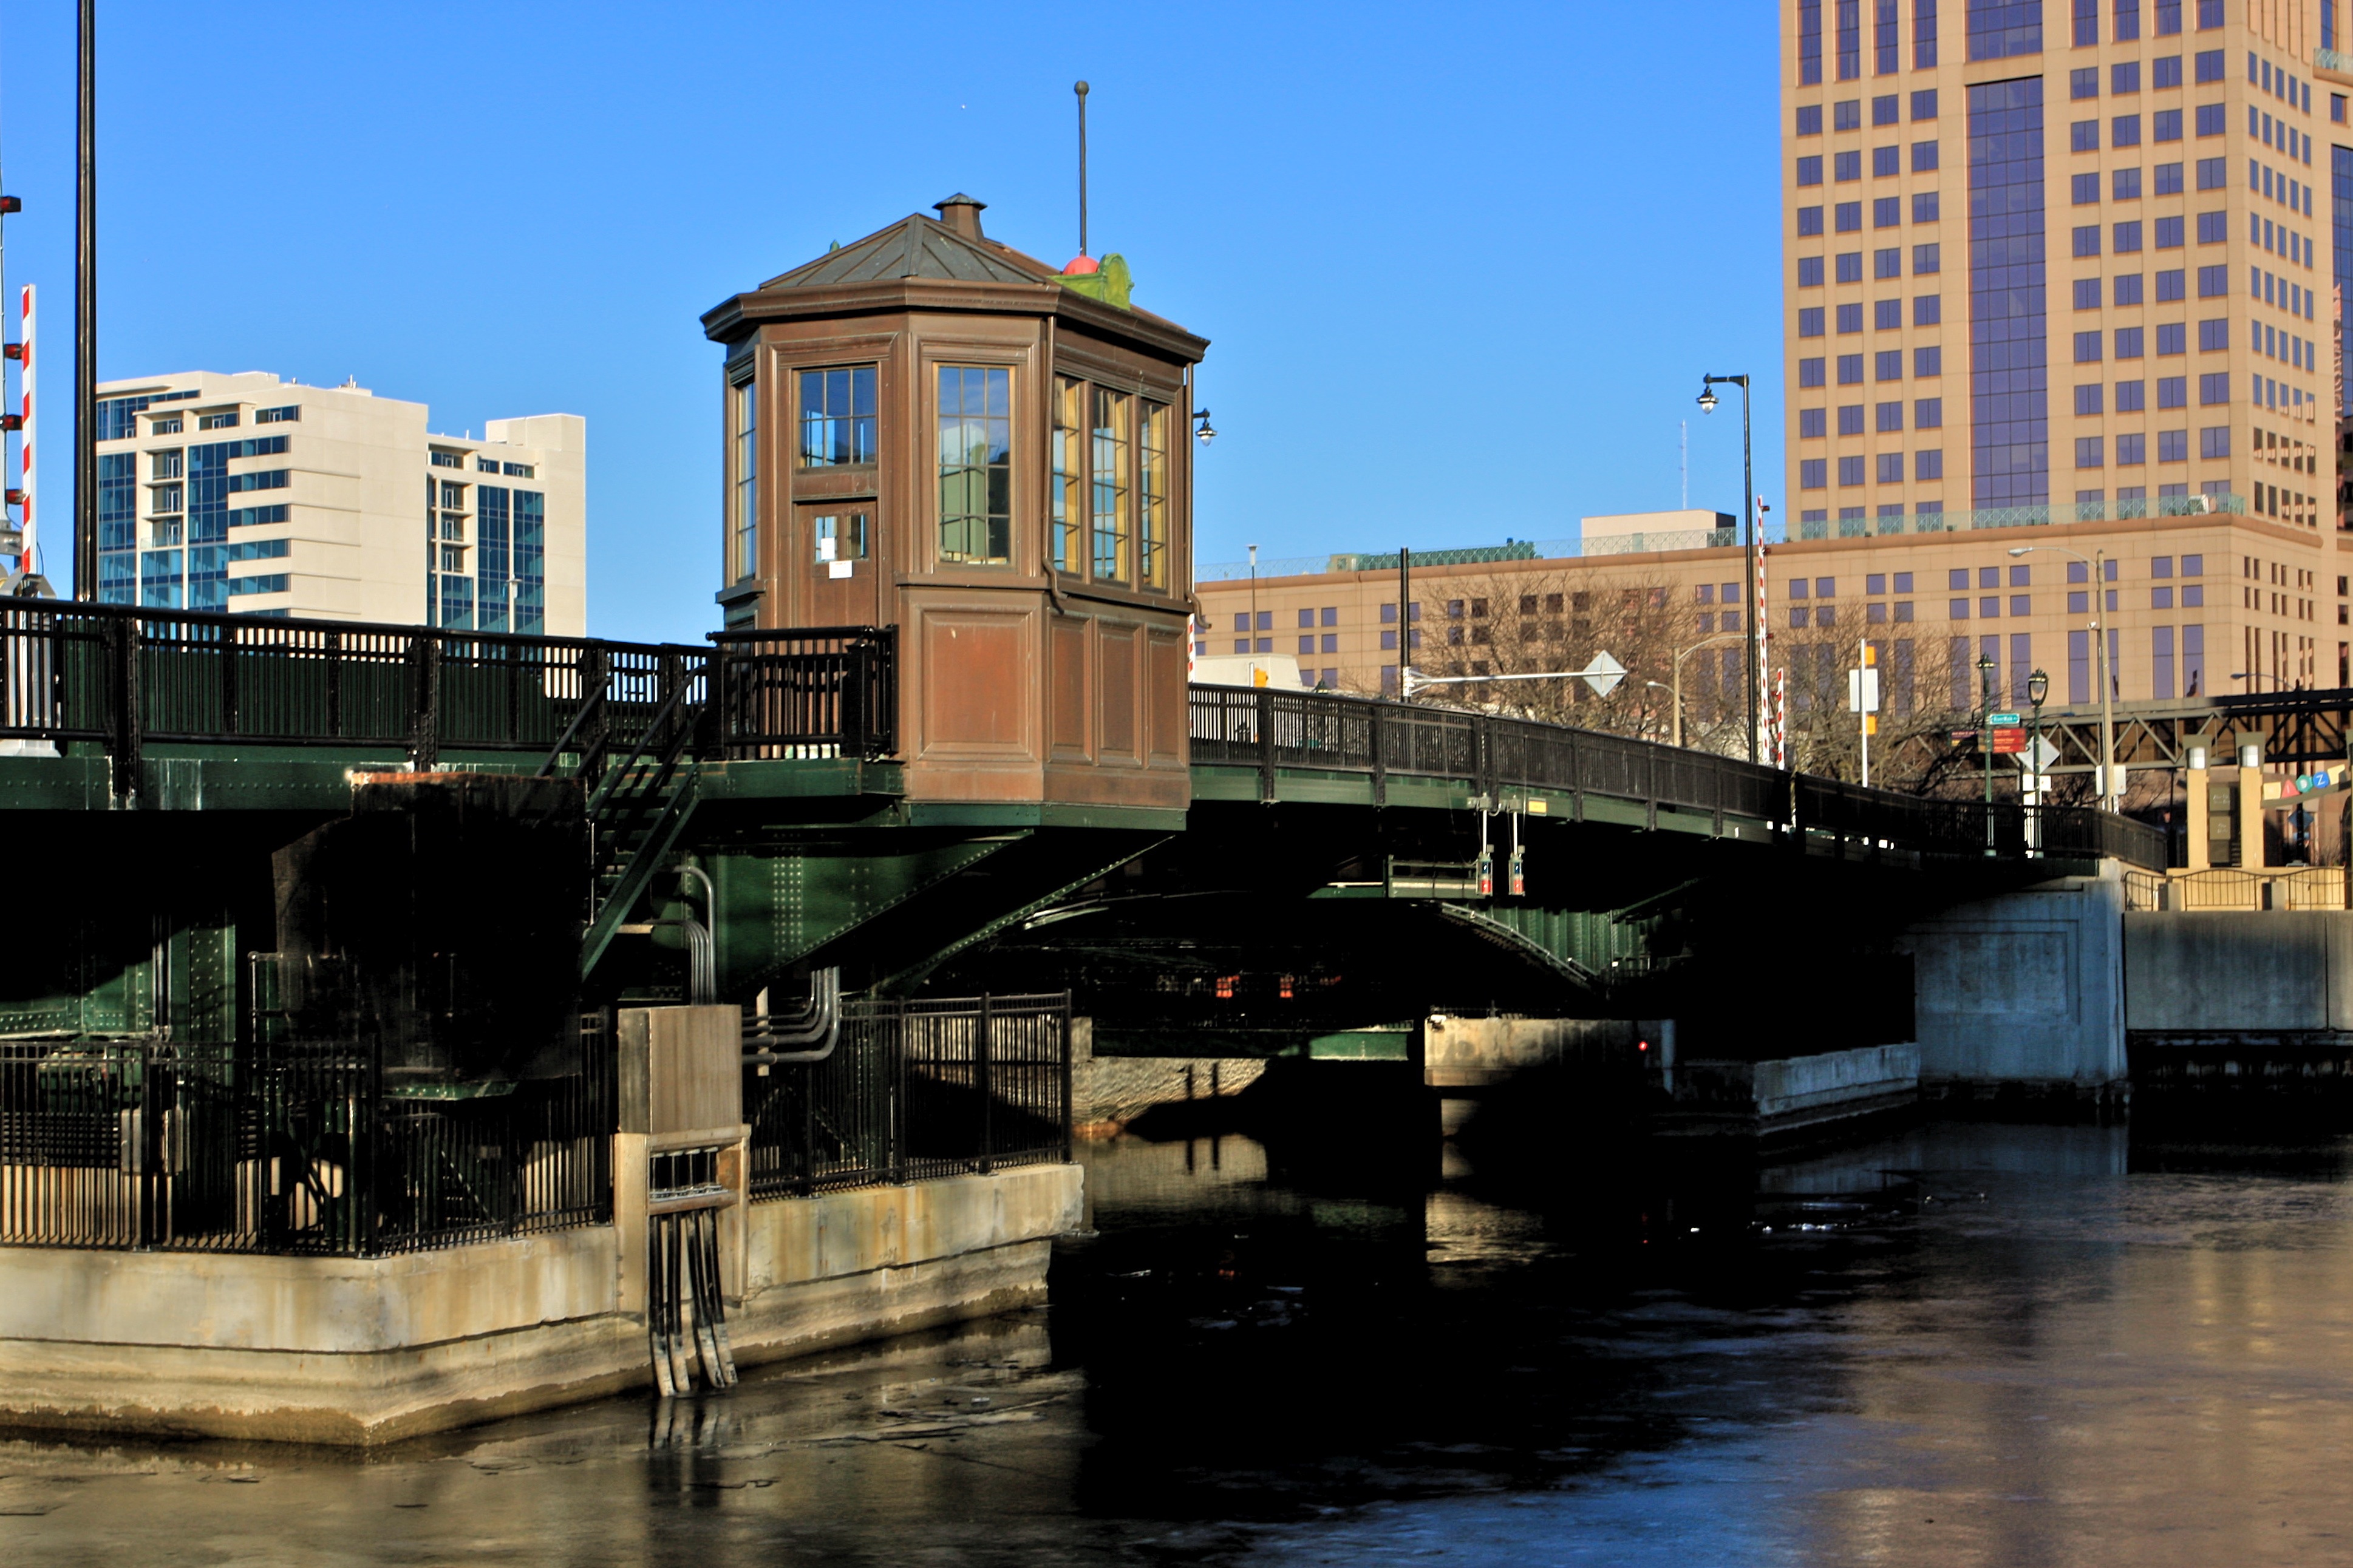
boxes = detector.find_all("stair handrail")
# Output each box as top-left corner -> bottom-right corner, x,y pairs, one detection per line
583,655 -> 708,821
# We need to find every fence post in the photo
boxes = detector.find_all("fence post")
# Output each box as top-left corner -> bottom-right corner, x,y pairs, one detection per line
582,643 -> 611,782
1369,701 -> 1387,808
890,1000 -> 910,1185
408,634 -> 442,772
325,630 -> 344,738
110,613 -> 142,801
220,619 -> 241,739
975,994 -> 995,1175
1058,992 -> 1074,1162
1256,688 -> 1276,803
358,1036 -> 381,1255
841,637 -> 868,761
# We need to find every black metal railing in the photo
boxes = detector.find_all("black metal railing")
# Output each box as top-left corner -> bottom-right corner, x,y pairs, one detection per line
0,1015 -> 612,1255
0,600 -> 898,782
744,992 -> 1071,1201
1188,684 -> 2168,870
709,625 -> 896,759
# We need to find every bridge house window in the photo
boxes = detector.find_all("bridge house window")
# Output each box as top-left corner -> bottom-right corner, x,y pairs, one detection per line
1051,378 -> 1083,574
799,366 -> 877,467
1139,400 -> 1170,591
731,375 -> 758,582
1091,389 -> 1133,580
939,366 -> 1013,566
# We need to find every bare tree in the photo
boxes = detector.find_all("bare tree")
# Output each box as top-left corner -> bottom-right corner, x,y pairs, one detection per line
1398,567 -> 1727,746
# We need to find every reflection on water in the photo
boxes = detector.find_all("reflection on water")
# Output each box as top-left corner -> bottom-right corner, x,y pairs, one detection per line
10,1118 -> 2353,1566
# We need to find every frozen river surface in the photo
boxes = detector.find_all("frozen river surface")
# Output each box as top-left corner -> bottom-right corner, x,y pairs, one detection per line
8,1118 -> 2353,1566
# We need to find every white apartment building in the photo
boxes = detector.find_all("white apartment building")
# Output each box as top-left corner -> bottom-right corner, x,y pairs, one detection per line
94,371 -> 585,634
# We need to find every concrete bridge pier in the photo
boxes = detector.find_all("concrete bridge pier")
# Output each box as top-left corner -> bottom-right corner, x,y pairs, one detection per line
1897,861 -> 2129,1113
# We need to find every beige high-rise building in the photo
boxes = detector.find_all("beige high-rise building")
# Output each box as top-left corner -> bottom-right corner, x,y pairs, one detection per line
1200,3 -> 2353,724
1777,1 -> 2337,674
93,370 -> 585,634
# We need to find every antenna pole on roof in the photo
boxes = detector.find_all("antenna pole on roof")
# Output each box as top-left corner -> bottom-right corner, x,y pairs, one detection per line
73,0 -> 94,601
1075,80 -> 1089,257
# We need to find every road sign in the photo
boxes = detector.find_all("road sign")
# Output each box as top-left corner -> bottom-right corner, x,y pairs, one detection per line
2016,736 -> 2061,772
1990,726 -> 2027,755
1847,667 -> 1880,714
1989,711 -> 2020,725
1580,651 -> 1626,699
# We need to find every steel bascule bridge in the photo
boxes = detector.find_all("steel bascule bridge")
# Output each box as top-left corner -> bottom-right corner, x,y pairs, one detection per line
0,598 -> 2168,1045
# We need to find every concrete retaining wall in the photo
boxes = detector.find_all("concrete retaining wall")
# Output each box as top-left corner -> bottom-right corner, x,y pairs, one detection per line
1423,1015 -> 1637,1088
1663,1044 -> 1921,1138
1898,865 -> 2127,1093
1749,1042 -> 1924,1119
0,1162 -> 1081,1445
1069,1018 -> 1265,1132
2125,910 -> 2353,1031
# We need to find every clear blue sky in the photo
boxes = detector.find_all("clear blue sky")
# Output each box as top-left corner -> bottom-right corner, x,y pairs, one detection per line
0,2 -> 1783,643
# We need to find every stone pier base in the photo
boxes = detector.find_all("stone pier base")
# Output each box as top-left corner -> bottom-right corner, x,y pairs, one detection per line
0,1164 -> 1080,1445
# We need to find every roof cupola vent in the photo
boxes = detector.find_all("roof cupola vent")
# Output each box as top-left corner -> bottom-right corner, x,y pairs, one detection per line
933,194 -> 986,239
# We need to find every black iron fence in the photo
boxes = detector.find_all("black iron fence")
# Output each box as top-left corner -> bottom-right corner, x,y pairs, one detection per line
0,1016 -> 611,1255
709,625 -> 897,759
0,600 -> 897,779
744,993 -> 1071,1201
1189,684 -> 2168,870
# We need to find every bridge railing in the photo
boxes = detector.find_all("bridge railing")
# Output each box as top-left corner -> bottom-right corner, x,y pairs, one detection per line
708,625 -> 896,759
1191,684 -> 2166,869
0,600 -> 897,776
743,992 -> 1071,1201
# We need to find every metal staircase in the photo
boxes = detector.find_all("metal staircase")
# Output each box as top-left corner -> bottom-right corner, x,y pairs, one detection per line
537,658 -> 712,979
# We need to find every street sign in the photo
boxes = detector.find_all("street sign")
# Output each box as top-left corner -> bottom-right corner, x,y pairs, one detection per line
2016,736 -> 2061,772
1990,726 -> 2027,755
1847,667 -> 1880,714
1989,711 -> 2020,725
1580,651 -> 1627,699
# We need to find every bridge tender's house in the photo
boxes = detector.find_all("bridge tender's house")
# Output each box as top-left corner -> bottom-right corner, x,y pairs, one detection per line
701,194 -> 1208,812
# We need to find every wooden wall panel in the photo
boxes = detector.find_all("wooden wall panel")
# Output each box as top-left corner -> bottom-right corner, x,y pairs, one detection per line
918,609 -> 1034,757
1098,623 -> 1140,765
1145,628 -> 1188,765
1051,614 -> 1091,761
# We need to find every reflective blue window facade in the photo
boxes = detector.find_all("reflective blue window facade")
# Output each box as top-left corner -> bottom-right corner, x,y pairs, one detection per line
514,490 -> 545,635
97,453 -> 138,603
140,549 -> 183,609
2335,145 -> 2353,413
477,486 -> 512,633
439,571 -> 474,631
187,545 -> 228,611
1967,0 -> 2043,59
1969,76 -> 2049,509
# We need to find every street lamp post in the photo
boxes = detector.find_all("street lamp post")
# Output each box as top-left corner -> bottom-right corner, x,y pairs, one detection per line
2010,543 -> 2117,812
2028,666 -> 2050,854
1697,375 -> 1757,765
1247,543 -> 1259,662
1660,632 -> 1745,750
1398,546 -> 1414,701
1978,651 -> 1998,857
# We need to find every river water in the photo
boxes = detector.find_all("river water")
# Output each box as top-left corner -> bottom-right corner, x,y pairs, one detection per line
9,1116 -> 2353,1566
